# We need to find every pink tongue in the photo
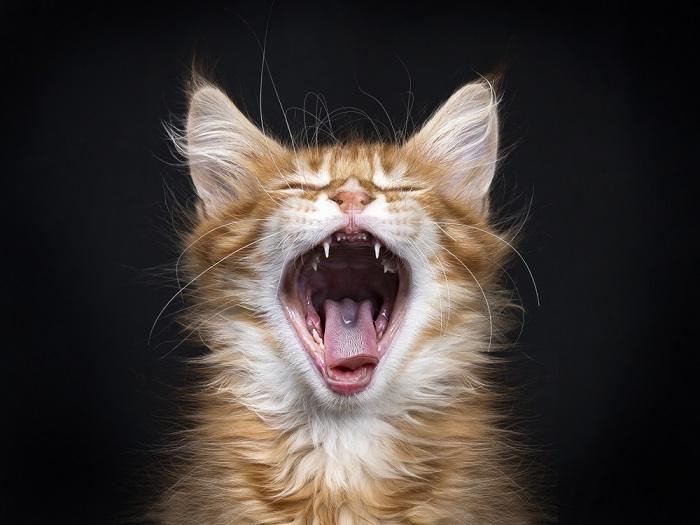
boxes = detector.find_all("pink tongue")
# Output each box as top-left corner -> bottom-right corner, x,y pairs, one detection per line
322,298 -> 379,369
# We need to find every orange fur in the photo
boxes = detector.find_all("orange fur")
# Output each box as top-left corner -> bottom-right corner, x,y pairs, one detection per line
153,80 -> 542,524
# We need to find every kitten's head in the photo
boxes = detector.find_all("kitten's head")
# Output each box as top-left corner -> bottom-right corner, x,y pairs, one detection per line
175,78 -> 510,414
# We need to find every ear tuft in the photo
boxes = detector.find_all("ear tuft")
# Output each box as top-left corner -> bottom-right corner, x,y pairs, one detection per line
175,81 -> 281,214
406,79 -> 500,213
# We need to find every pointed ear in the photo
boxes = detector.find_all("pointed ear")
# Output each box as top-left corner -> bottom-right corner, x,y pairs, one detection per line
405,79 -> 499,213
182,82 -> 282,213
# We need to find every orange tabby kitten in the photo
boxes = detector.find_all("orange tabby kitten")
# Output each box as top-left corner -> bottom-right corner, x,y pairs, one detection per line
154,76 -> 538,524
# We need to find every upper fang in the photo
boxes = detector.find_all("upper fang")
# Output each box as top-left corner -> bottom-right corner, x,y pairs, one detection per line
323,241 -> 330,258
374,242 -> 380,259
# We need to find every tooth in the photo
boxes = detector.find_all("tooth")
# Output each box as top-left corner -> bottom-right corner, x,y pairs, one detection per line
374,242 -> 380,259
312,329 -> 325,349
323,241 -> 330,258
310,252 -> 320,271
375,308 -> 389,337
382,257 -> 397,273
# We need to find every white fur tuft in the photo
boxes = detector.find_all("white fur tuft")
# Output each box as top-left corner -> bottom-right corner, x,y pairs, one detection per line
406,79 -> 500,212
180,84 -> 282,213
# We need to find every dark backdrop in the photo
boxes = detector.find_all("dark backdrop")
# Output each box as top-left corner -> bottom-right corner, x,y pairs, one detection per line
2,1 -> 694,523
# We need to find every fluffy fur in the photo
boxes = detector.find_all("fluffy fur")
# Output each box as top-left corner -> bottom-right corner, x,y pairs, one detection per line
153,77 -> 539,524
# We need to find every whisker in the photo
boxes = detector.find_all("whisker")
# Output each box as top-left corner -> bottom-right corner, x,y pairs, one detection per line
435,221 -> 540,307
357,84 -> 398,142
175,218 -> 271,293
395,54 -> 416,141
253,7 -> 306,191
433,240 -> 494,353
288,104 -> 389,143
407,237 -> 446,335
316,93 -> 335,144
511,189 -> 535,242
232,9 -> 294,194
430,245 -> 453,333
160,298 -> 248,359
257,12 -> 296,193
149,231 -> 279,344
274,232 -> 302,299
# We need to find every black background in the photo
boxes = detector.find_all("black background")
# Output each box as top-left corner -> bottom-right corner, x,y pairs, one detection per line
2,1 -> 695,523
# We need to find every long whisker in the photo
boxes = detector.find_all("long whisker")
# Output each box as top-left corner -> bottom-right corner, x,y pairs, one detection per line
428,222 -> 526,346
435,221 -> 540,307
274,232 -> 301,299
175,218 -> 271,293
395,54 -> 415,140
407,237 -> 447,335
429,243 -> 453,332
357,84 -> 398,142
253,6 -> 306,191
504,266 -> 527,347
289,104 -> 389,142
301,91 -> 313,148
149,232 -> 279,344
316,93 -> 335,143
300,91 -> 337,146
511,189 -> 535,242
434,241 -> 494,353
257,12 -> 296,194
160,298 -> 248,359
155,290 -> 241,326
232,10 -> 293,194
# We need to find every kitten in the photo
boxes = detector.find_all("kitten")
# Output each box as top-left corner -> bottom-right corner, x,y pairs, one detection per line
154,76 -> 538,524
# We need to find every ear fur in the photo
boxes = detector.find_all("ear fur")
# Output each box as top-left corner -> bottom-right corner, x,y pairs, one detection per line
182,79 -> 282,213
406,79 -> 500,213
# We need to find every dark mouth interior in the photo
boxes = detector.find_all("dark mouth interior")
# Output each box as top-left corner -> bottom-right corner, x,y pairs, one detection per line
279,229 -> 406,393
297,236 -> 400,344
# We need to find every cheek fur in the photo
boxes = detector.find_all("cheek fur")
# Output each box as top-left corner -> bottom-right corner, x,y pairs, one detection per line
183,181 -> 502,412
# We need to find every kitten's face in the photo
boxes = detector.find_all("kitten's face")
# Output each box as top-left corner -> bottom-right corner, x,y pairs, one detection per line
269,147 -> 436,399
179,80 -> 504,411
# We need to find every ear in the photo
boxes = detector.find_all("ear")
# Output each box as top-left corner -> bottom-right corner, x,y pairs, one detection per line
182,82 -> 282,213
405,79 -> 499,214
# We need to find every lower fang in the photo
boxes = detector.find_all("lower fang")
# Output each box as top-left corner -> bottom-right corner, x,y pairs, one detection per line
306,303 -> 321,334
312,328 -> 324,348
375,308 -> 389,337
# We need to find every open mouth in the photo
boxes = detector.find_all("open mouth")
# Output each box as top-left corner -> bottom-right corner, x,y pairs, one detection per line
280,231 -> 410,396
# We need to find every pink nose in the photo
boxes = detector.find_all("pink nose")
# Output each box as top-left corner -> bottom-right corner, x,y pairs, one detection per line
331,191 -> 372,214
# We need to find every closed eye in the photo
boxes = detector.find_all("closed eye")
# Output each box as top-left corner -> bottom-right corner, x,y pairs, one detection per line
371,183 -> 425,193
272,181 -> 330,192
